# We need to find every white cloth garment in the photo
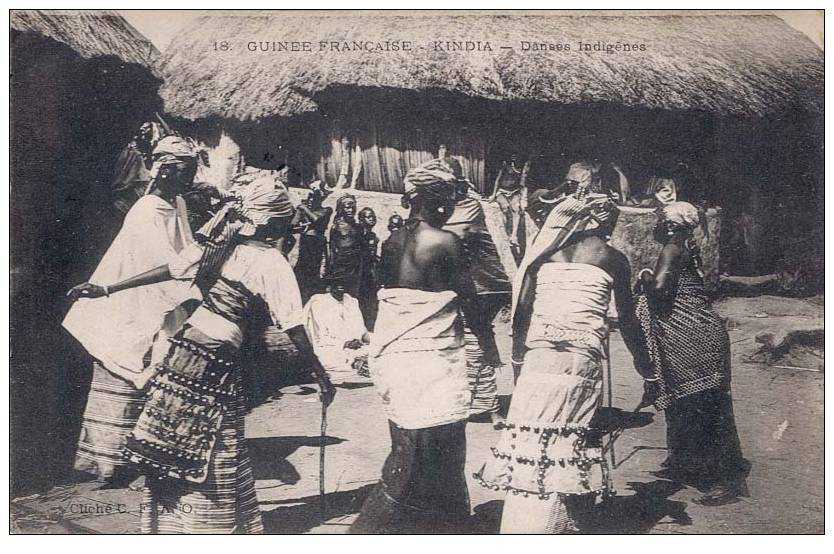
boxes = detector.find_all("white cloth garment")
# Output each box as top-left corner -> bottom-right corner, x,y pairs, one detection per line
168,241 -> 304,346
63,195 -> 199,388
369,288 -> 468,429
303,292 -> 369,384
525,262 -> 613,359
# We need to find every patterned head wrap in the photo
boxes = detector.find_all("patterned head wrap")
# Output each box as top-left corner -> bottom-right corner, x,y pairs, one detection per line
401,159 -> 457,208
658,201 -> 704,278
150,136 -> 197,167
511,182 -> 619,319
659,201 -> 700,230
145,136 -> 199,194
193,176 -> 295,289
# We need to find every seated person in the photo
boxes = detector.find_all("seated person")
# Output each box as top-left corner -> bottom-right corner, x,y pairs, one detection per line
303,273 -> 371,385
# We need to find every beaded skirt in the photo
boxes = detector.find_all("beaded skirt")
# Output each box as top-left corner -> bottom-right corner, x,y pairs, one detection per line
474,348 -> 611,499
124,325 -> 239,483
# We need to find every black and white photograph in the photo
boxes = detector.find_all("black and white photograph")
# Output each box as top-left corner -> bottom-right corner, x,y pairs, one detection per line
7,8 -> 825,535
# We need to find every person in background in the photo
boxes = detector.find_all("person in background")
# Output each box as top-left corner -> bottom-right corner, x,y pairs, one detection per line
64,136 -> 213,488
475,174 -> 649,534
67,178 -> 335,534
303,272 -> 371,386
489,153 -> 530,263
352,159 -> 492,533
443,158 -> 508,420
357,206 -> 380,330
387,213 -> 405,234
293,180 -> 333,302
634,201 -> 749,506
328,194 -> 364,298
111,121 -> 166,216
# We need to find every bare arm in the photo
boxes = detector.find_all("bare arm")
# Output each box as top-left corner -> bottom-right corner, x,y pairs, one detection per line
643,242 -> 684,306
511,268 -> 536,380
67,264 -> 173,300
285,325 -> 335,406
296,204 -> 320,223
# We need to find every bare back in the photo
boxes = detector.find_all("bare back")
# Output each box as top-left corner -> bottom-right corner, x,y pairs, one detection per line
379,220 -> 460,292
547,235 -> 623,281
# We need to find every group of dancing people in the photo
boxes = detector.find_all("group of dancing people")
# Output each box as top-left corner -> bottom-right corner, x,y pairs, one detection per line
64,137 -> 748,534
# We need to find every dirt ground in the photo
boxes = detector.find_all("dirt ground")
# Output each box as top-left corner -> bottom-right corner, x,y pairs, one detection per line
11,295 -> 823,534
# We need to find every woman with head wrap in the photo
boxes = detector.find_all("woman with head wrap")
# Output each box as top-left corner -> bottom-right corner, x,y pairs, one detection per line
353,159 -> 492,533
68,178 -> 336,534
443,160 -> 510,419
64,136 -> 206,487
634,201 -> 749,506
474,178 -> 651,534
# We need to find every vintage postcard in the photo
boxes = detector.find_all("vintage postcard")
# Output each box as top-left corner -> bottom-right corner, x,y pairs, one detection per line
9,9 -> 823,535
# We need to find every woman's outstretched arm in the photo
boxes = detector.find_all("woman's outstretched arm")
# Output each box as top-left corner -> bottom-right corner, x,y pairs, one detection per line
67,265 -> 172,300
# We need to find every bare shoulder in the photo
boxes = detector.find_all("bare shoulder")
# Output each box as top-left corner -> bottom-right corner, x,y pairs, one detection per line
419,225 -> 460,248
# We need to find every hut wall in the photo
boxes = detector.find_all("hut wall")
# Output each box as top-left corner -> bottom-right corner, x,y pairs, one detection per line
313,116 -> 488,194
10,30 -> 162,494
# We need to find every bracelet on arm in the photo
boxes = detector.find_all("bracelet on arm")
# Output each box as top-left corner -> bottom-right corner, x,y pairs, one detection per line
103,285 -> 110,297
511,358 -> 525,366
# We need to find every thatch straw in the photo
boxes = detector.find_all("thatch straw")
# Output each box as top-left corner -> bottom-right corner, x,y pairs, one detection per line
11,10 -> 158,67
159,13 -> 822,121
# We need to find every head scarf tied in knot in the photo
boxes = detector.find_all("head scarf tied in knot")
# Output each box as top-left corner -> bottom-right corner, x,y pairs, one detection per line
145,136 -> 199,194
401,159 -> 457,208
659,201 -> 700,230
193,176 -> 295,289
150,136 -> 197,168
511,183 -> 619,319
659,201 -> 704,278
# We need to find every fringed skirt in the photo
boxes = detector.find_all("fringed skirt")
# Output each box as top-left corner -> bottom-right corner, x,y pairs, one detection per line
474,348 -> 610,533
74,361 -> 145,479
351,420 -> 470,534
126,326 -> 263,534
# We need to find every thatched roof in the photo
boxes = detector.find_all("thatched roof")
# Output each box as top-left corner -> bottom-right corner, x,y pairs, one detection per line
159,13 -> 823,122
10,10 -> 158,67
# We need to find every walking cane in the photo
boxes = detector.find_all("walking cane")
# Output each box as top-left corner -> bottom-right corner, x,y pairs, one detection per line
604,335 -> 616,468
319,401 -> 327,523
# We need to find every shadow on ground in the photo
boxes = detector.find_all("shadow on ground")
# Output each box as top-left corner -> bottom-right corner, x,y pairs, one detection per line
261,483 -> 376,533
587,480 -> 691,533
593,407 -> 655,435
247,435 -> 346,484
470,480 -> 690,534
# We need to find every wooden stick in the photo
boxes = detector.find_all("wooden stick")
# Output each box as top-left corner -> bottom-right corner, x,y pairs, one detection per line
319,402 -> 327,522
605,336 -> 616,467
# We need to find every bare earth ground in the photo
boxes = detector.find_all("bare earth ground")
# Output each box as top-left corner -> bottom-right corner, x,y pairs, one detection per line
11,295 -> 823,534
